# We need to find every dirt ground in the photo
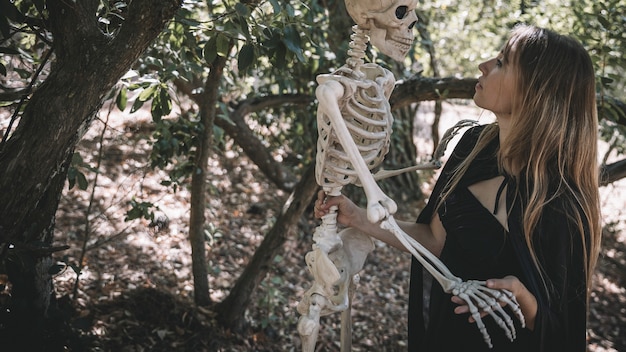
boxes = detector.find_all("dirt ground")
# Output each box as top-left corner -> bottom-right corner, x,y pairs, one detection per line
43,102 -> 626,351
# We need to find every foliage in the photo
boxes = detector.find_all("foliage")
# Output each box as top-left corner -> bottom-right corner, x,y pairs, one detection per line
125,199 -> 157,222
114,0 -> 332,187
413,0 -> 626,160
5,0 -> 623,195
570,0 -> 626,101
67,152 -> 96,191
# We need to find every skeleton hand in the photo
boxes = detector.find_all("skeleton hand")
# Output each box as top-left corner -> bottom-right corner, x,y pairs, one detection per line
314,190 -> 365,228
449,280 -> 526,348
381,217 -> 526,349
453,276 -> 535,330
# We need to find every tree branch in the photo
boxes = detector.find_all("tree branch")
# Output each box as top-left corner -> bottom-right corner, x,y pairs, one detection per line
390,76 -> 477,110
601,159 -> 626,186
222,94 -> 313,191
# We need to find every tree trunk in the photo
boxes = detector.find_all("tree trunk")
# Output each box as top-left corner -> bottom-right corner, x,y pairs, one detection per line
215,163 -> 318,331
189,53 -> 230,306
0,0 -> 181,348
1,152 -> 70,348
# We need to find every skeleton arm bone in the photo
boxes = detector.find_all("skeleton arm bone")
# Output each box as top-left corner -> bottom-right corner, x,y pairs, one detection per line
373,119 -> 480,181
316,192 -> 445,255
315,193 -> 526,348
380,216 -> 526,348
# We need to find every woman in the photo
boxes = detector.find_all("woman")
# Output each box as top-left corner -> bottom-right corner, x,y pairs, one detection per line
314,24 -> 602,351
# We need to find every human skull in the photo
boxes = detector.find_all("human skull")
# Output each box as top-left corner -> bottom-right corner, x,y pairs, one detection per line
345,0 -> 418,62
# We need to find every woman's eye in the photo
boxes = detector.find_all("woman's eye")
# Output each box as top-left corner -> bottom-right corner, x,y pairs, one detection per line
395,6 -> 408,19
496,59 -> 503,67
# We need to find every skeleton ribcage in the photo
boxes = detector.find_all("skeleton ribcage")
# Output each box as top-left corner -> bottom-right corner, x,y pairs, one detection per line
316,77 -> 393,189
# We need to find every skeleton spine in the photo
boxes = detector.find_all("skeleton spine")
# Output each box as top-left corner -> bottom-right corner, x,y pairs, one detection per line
346,25 -> 368,75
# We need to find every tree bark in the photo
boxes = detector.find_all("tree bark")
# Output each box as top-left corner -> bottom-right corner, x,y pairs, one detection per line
0,0 -> 182,347
389,76 -> 478,110
601,159 -> 626,186
189,53 -> 230,306
215,163 -> 318,331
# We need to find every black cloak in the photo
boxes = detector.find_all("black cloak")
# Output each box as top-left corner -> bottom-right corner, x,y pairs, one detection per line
407,125 -> 590,352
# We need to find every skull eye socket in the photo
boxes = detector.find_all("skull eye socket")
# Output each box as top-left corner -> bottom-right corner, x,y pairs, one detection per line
395,6 -> 408,19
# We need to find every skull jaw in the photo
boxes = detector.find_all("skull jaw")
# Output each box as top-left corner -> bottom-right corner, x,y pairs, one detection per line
370,28 -> 413,62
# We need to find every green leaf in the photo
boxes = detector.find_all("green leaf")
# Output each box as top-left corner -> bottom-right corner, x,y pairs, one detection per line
151,96 -> 163,122
125,200 -> 155,221
0,1 -> 25,23
268,0 -> 282,14
238,43 -> 255,71
116,86 -> 127,111
67,167 -> 77,189
130,97 -> 145,113
138,84 -> 158,102
216,33 -> 231,57
285,3 -> 296,18
262,28 -> 281,49
203,37 -> 218,64
597,14 -> 611,30
72,152 -> 84,164
32,0 -> 45,13
177,17 -> 202,27
234,16 -> 251,39
76,171 -> 89,190
69,264 -> 80,274
274,42 -> 287,69
159,88 -> 172,116
600,76 -> 614,85
48,262 -> 67,276
0,15 -> 10,39
235,2 -> 249,17
282,25 -> 305,62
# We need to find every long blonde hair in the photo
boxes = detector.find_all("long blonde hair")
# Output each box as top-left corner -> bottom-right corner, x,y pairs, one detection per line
439,25 -> 601,299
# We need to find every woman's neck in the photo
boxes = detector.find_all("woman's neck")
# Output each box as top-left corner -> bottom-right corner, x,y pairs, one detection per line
496,114 -> 520,176
496,114 -> 511,145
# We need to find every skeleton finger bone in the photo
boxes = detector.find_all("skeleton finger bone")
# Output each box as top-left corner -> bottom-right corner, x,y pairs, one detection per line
458,291 -> 493,348
458,283 -> 516,343
490,288 -> 526,328
471,286 -> 518,341
381,216 -> 525,348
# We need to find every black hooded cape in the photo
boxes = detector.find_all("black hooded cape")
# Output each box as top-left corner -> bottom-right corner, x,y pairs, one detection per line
407,125 -> 589,351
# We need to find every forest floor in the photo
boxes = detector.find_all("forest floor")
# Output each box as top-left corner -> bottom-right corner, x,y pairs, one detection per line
47,102 -> 626,351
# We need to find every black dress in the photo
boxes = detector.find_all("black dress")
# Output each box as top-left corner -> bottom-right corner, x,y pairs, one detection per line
407,125 -> 589,352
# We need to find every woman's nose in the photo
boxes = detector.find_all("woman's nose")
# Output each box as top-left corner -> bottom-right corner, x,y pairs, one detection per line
478,59 -> 490,74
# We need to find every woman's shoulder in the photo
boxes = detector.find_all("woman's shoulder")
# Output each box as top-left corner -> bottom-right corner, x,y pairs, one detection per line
455,124 -> 490,148
449,123 -> 495,160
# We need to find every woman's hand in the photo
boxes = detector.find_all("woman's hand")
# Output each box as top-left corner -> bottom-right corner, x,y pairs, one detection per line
451,275 -> 537,330
313,190 -> 366,229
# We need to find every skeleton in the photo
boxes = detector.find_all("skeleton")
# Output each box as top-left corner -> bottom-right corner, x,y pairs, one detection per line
297,0 -> 525,350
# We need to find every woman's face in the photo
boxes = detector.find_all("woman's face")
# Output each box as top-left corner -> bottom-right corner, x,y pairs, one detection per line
473,50 -> 518,119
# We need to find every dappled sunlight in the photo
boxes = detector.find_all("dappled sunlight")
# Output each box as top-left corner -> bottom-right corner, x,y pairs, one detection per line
48,104 -> 626,350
